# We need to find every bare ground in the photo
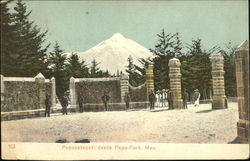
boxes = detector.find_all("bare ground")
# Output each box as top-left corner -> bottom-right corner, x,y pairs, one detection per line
1,102 -> 238,143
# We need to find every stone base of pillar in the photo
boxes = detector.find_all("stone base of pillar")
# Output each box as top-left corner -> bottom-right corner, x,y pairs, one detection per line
212,96 -> 227,109
236,120 -> 250,143
173,99 -> 183,109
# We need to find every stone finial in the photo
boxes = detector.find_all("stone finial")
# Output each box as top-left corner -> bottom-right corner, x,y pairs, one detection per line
120,73 -> 129,80
35,73 -> 45,79
236,40 -> 249,52
210,52 -> 224,59
147,63 -> 154,70
210,52 -> 224,64
168,58 -> 181,67
35,73 -> 45,82
51,77 -> 55,80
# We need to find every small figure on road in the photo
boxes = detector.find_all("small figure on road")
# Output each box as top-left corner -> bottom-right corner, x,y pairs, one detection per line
161,89 -> 167,107
45,93 -> 51,117
193,89 -> 200,107
155,90 -> 160,107
149,90 -> 156,110
167,89 -> 174,109
61,91 -> 69,115
182,89 -> 189,109
101,91 -> 110,111
124,92 -> 131,109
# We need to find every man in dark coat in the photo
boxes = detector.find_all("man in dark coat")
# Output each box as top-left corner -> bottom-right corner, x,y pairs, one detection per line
101,92 -> 110,111
167,89 -> 174,110
182,89 -> 189,109
61,92 -> 69,115
78,92 -> 84,113
124,92 -> 131,109
148,90 -> 156,110
45,93 -> 51,117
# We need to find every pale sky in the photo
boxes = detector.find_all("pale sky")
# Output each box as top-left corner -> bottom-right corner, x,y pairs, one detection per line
10,0 -> 249,53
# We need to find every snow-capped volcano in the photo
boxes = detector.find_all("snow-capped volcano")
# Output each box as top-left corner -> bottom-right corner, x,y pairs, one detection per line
70,33 -> 153,74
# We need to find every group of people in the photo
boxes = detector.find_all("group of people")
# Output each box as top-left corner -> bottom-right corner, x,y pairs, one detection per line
44,88 -> 201,116
44,90 -> 70,117
148,89 -> 201,110
148,89 -> 174,110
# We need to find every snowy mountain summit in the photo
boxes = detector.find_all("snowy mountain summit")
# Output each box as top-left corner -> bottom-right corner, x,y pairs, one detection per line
76,33 -> 153,74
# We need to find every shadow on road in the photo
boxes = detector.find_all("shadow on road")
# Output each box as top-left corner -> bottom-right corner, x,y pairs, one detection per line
150,109 -> 168,112
196,109 -> 224,113
75,139 -> 90,143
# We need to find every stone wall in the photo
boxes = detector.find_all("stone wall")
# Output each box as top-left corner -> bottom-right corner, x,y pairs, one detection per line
70,75 -> 150,112
2,81 -> 40,112
129,83 -> 147,102
1,73 -> 56,115
75,78 -> 121,104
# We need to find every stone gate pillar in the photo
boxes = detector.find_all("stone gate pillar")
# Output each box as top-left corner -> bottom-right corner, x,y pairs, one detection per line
146,63 -> 154,97
168,58 -> 183,109
235,40 -> 249,143
51,77 -> 56,112
210,53 -> 226,109
120,74 -> 129,102
35,73 -> 46,110
70,77 -> 77,111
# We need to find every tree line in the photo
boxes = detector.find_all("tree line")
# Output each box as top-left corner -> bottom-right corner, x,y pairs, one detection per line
1,0 -> 237,100
126,29 -> 237,99
1,0 -> 112,99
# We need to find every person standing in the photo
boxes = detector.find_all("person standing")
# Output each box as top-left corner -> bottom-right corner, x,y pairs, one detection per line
78,91 -> 84,113
61,92 -> 69,115
101,92 -> 110,111
193,89 -> 200,107
165,89 -> 169,108
182,89 -> 189,109
161,89 -> 167,107
155,90 -> 160,107
124,92 -> 131,109
167,89 -> 174,109
45,93 -> 51,117
148,90 -> 156,110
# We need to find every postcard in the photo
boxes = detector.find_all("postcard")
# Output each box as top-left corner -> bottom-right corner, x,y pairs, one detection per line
1,0 -> 249,160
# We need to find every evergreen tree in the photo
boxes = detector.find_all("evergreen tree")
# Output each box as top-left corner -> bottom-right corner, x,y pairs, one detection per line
181,39 -> 219,99
0,0 -> 19,76
14,0 -> 50,76
126,56 -> 137,86
1,0 -> 50,76
220,42 -> 237,97
89,59 -> 110,77
48,42 -> 67,98
102,69 -> 111,77
149,29 -> 183,90
65,53 -> 89,78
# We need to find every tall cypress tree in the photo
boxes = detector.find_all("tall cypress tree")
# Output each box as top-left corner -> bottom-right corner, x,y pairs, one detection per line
220,42 -> 237,97
48,42 -> 67,99
89,59 -> 101,77
149,29 -> 183,90
10,0 -> 50,76
89,59 -> 111,78
181,39 -> 219,99
0,0 -> 19,76
65,53 -> 89,78
126,56 -> 137,86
